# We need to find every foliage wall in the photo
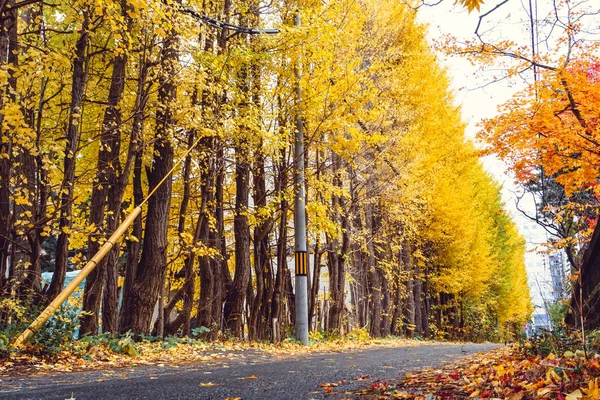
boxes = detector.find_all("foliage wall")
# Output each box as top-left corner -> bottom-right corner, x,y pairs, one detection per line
0,0 -> 531,342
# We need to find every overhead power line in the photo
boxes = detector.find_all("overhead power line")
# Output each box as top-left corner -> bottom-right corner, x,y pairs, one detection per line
180,6 -> 280,36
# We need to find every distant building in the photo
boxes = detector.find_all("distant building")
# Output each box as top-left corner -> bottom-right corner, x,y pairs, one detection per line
519,219 -> 569,336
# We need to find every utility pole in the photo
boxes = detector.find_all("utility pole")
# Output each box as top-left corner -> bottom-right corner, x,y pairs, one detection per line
294,10 -> 309,346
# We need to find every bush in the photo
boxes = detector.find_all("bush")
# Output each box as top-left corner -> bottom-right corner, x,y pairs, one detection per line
548,300 -> 569,330
0,297 -> 81,356
521,328 -> 581,358
29,303 -> 80,355
309,329 -> 324,342
347,327 -> 370,341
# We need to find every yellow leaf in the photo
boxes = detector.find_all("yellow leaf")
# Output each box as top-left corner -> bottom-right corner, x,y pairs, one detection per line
566,389 -> 583,400
546,368 -> 561,383
507,393 -> 526,400
583,378 -> 600,398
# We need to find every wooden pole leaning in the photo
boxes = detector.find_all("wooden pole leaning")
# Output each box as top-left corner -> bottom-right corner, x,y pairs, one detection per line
12,206 -> 143,347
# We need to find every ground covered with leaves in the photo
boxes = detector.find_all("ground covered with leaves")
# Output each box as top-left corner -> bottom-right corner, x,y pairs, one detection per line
352,341 -> 600,399
0,330 -> 417,377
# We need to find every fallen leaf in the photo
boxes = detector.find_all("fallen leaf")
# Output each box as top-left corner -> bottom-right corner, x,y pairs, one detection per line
589,360 -> 600,370
507,393 -> 526,400
566,389 -> 583,400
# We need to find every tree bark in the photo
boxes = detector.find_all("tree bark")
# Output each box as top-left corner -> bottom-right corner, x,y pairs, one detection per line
326,151 -> 348,332
422,271 -> 431,337
211,144 -> 228,336
80,3 -> 130,334
250,146 -> 272,340
366,182 -> 381,337
413,276 -> 423,335
271,143 -> 289,342
0,0 -> 18,292
120,30 -> 178,335
223,141 -> 251,338
118,48 -> 150,331
47,12 -> 90,300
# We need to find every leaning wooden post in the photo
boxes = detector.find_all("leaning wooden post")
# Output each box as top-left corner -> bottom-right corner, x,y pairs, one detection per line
12,206 -> 142,347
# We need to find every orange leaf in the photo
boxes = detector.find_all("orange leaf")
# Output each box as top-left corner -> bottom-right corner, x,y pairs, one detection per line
319,382 -> 339,387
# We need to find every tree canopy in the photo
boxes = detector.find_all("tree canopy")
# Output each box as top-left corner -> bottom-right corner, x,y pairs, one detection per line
0,0 -> 530,343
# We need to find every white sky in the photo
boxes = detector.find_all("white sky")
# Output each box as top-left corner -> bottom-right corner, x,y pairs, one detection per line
416,0 -> 537,220
417,0 -> 600,223
415,0 -> 600,313
415,1 -> 555,311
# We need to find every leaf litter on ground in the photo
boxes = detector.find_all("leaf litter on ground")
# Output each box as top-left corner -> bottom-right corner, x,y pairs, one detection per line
0,335 -> 423,377
347,345 -> 600,399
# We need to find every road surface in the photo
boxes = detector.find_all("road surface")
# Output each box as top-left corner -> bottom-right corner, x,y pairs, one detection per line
0,343 -> 498,399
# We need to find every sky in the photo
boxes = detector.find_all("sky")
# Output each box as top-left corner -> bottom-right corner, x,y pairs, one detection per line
414,1 -> 553,315
415,0 -> 546,215
414,1 -> 600,313
416,0 -> 599,223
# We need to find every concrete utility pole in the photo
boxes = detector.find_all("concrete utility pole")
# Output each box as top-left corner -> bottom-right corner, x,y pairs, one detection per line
294,10 -> 309,346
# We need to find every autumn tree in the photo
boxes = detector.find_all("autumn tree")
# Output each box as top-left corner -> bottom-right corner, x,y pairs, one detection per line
0,0 -> 530,344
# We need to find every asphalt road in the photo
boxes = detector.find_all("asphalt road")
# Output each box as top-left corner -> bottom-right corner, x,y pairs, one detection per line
0,343 -> 498,400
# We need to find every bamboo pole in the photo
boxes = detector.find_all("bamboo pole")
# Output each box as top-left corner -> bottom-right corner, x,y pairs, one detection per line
12,206 -> 142,347
14,106 -> 209,347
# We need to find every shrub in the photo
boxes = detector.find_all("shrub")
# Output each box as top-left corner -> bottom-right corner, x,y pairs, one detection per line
347,327 -> 370,341
29,303 -> 80,356
0,297 -> 81,356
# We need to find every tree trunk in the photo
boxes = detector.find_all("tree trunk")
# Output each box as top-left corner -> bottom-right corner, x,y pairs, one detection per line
366,185 -> 381,337
195,154 -> 217,336
390,271 -> 402,335
118,49 -> 149,330
422,271 -> 431,337
250,147 -> 272,340
15,2 -> 41,293
24,8 -> 49,295
211,145 -> 227,337
164,128 -> 200,337
0,0 -> 18,291
309,239 -> 321,329
327,152 -> 348,332
223,141 -> 251,338
271,144 -> 288,342
380,267 -> 391,336
80,5 -> 130,334
120,30 -> 178,335
47,12 -> 90,300
120,152 -> 143,329
413,276 -> 423,335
